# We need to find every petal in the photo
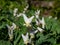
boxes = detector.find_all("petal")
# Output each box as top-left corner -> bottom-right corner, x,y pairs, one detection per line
42,24 -> 45,29
36,15 -> 39,19
26,33 -> 29,39
48,16 -> 52,19
40,17 -> 44,24
13,8 -> 18,16
37,10 -> 40,15
34,30 -> 38,33
23,14 -> 29,23
17,13 -> 22,17
35,19 -> 39,25
29,16 -> 34,23
37,27 -> 43,32
40,17 -> 45,25
6,24 -> 10,29
22,34 -> 25,41
11,23 -> 16,30
42,17 -> 45,28
22,33 -> 29,42
35,10 -> 40,18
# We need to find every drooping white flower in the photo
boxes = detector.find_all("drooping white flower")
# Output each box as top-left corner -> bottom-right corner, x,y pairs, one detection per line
40,17 -> 45,28
54,17 -> 57,20
35,19 -> 39,25
35,19 -> 41,25
48,16 -> 52,19
23,5 -> 29,14
13,5 -> 29,17
23,14 -> 34,27
35,10 -> 40,19
22,33 -> 29,44
7,23 -> 16,40
37,27 -> 44,32
13,8 -> 18,16
16,13 -> 23,17
23,11 -> 26,14
24,5 -> 29,11
11,23 -> 16,30
30,30 -> 38,38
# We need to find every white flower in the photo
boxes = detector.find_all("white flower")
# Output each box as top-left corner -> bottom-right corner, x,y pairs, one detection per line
40,17 -> 45,28
13,8 -> 18,16
54,17 -> 57,20
35,19 -> 39,25
35,19 -> 41,25
48,16 -> 52,19
37,27 -> 44,32
23,14 -> 34,27
30,30 -> 38,38
16,13 -> 23,17
7,23 -> 16,40
35,10 -> 40,19
23,5 -> 29,14
22,33 -> 29,44
11,23 -> 16,30
23,11 -> 26,14
35,17 -> 45,28
24,5 -> 29,11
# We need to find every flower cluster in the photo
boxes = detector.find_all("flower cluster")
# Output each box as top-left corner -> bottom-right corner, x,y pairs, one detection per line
6,4 -> 58,45
7,5 -> 46,44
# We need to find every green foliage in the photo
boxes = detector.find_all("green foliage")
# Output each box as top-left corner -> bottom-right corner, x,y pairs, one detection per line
35,17 -> 60,45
